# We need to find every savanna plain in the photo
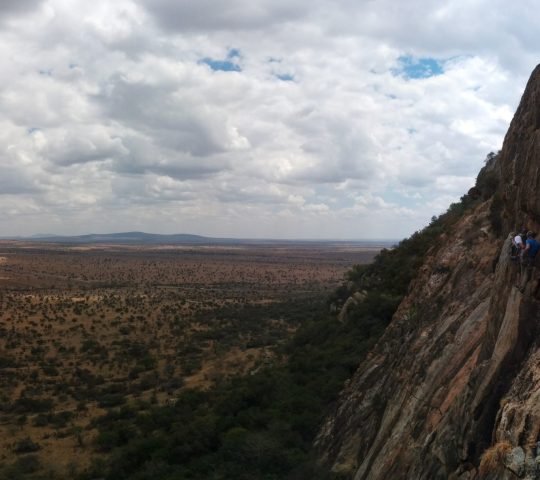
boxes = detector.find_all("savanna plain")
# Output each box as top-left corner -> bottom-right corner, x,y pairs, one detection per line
0,241 -> 379,478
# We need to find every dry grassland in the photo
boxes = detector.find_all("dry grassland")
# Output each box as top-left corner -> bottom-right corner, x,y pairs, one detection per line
0,241 -> 379,477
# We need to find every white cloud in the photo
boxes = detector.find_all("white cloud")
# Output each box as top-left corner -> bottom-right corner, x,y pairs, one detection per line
136,0 -> 308,31
0,0 -> 44,17
0,0 -> 537,238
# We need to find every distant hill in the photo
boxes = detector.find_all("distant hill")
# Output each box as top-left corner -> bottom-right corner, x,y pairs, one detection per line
27,231 -> 213,244
0,231 -> 397,246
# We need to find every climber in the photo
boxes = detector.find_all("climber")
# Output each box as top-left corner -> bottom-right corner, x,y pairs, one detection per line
518,231 -> 540,292
511,228 -> 526,259
524,231 -> 539,261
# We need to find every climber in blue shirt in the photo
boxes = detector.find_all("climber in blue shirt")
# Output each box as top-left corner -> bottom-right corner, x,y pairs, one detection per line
524,231 -> 540,259
518,231 -> 539,292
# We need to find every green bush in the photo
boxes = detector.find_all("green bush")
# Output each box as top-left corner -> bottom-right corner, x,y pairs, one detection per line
42,365 -> 59,376
477,170 -> 499,200
90,295 -> 392,480
98,394 -> 127,408
0,356 -> 16,368
32,414 -> 49,427
12,396 -> 54,414
13,437 -> 40,454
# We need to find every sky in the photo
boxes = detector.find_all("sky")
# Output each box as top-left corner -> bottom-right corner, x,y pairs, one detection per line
0,0 -> 538,240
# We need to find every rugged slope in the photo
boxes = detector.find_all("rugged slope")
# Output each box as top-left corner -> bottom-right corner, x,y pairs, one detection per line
315,64 -> 540,480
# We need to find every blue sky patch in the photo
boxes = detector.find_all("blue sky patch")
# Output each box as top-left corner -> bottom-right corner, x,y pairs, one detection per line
27,127 -> 40,134
199,49 -> 241,72
276,73 -> 294,82
380,187 -> 420,209
394,56 -> 444,79
200,58 -> 241,72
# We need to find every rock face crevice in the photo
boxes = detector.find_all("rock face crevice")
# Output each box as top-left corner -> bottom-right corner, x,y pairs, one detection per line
315,64 -> 540,479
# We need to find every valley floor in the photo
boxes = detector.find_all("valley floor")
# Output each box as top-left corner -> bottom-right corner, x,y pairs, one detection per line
0,241 -> 378,478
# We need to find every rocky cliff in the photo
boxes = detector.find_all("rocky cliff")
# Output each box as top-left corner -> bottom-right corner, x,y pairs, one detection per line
315,64 -> 540,479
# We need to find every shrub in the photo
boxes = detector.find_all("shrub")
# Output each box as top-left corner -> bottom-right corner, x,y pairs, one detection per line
477,170 -> 499,200
15,415 -> 27,426
79,457 -> 107,480
0,356 -> 16,368
13,396 -> 54,413
50,410 -> 74,428
13,437 -> 40,454
98,394 -> 126,408
13,454 -> 41,474
479,441 -> 512,477
32,414 -> 48,427
42,365 -> 59,376
475,151 -> 500,200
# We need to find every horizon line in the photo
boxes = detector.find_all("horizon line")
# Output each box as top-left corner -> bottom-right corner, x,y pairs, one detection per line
0,231 -> 400,243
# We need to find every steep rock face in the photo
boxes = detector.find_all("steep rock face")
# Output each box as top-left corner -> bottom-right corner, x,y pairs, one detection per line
500,64 -> 540,231
315,65 -> 540,479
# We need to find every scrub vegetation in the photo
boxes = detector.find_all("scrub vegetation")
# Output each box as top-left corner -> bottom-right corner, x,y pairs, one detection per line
0,243 -> 375,479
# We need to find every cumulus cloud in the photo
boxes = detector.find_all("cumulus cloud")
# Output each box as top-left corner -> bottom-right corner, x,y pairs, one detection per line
97,74 -> 240,158
0,0 -> 43,16
0,164 -> 42,195
40,127 -> 128,167
136,0 -> 308,31
0,0 -> 537,238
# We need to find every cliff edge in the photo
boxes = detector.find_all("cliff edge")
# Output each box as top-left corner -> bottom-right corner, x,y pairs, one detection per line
315,64 -> 540,479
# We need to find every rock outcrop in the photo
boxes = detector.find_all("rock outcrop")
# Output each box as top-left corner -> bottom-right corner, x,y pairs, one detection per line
315,65 -> 540,479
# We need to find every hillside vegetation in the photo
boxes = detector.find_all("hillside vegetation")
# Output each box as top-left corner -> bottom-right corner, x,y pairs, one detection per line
0,245 -> 370,480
